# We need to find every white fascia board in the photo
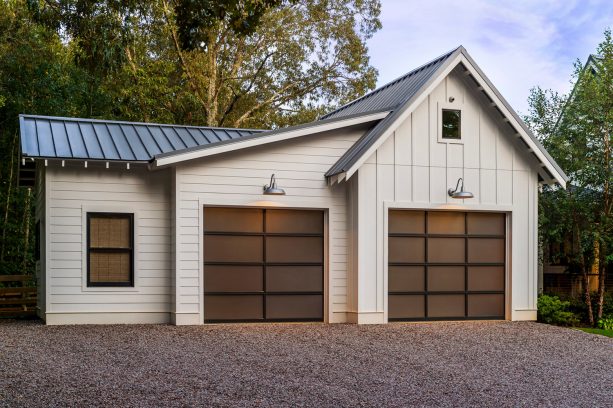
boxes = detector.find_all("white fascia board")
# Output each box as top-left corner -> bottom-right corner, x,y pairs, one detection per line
153,111 -> 389,168
458,55 -> 567,187
343,54 -> 463,180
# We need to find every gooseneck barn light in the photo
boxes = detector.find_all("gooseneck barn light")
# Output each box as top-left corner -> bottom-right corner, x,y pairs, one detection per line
448,178 -> 474,199
263,174 -> 286,195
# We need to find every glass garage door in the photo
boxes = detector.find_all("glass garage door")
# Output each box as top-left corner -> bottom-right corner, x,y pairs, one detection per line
388,210 -> 506,321
203,207 -> 324,322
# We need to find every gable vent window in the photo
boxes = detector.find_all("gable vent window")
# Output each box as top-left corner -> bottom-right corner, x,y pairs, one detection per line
87,213 -> 134,287
442,109 -> 461,139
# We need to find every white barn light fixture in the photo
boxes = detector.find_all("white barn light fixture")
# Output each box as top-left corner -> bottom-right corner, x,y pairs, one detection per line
448,178 -> 474,199
263,174 -> 285,195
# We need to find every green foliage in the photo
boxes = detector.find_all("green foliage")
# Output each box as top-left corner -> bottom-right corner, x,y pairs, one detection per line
174,0 -> 290,50
537,295 -> 580,326
597,315 -> 613,330
526,29 -> 613,323
0,0 -> 382,276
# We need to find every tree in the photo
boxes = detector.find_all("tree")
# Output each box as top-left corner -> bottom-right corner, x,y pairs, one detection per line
0,0 -> 94,275
526,29 -> 613,325
31,0 -> 381,128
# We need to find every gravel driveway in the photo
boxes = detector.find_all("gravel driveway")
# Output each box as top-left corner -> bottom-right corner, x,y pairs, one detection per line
0,320 -> 611,407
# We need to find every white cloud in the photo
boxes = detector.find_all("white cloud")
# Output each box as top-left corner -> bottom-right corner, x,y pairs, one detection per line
367,0 -> 613,114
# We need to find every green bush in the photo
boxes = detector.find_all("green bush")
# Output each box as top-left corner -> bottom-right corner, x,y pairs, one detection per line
537,295 -> 580,326
597,315 -> 613,330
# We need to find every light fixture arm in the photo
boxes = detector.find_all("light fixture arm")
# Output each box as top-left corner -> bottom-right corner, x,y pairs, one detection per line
448,178 -> 464,196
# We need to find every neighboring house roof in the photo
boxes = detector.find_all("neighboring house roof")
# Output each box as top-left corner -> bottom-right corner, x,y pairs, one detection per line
321,48 -> 458,120
325,46 -> 568,187
19,114 -> 262,161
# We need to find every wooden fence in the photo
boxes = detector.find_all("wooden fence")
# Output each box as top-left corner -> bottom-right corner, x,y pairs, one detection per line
0,275 -> 37,318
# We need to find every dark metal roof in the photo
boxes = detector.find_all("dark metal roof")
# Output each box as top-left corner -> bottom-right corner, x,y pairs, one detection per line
19,115 -> 263,161
326,47 -> 462,176
320,48 -> 459,120
325,46 -> 568,185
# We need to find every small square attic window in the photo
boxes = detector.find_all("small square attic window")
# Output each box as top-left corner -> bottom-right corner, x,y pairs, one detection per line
442,109 -> 461,139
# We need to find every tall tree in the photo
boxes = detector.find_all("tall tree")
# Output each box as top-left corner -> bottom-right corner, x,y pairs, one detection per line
31,0 -> 381,128
526,29 -> 613,324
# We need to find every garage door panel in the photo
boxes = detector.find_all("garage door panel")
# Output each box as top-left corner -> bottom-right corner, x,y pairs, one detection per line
467,213 -> 504,235
266,266 -> 322,292
204,235 -> 263,263
468,266 -> 504,291
266,295 -> 323,319
204,207 -> 324,322
266,210 -> 323,234
427,295 -> 465,318
467,238 -> 505,263
468,294 -> 504,317
428,266 -> 464,291
204,295 -> 263,320
427,238 -> 464,263
389,237 -> 425,263
266,236 -> 323,263
389,211 -> 425,234
389,210 -> 506,321
204,265 -> 263,292
389,266 -> 424,292
204,207 -> 263,233
389,295 -> 425,319
428,212 -> 464,234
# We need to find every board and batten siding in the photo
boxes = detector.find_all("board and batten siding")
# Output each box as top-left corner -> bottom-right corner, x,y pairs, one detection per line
173,126 -> 370,324
348,68 -> 540,322
43,165 -> 172,324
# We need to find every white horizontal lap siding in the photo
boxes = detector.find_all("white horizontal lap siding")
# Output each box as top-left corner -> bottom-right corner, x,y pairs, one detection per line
362,69 -> 540,321
175,127 -> 368,323
46,166 -> 172,318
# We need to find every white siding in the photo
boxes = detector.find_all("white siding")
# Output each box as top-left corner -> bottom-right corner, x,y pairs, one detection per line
35,163 -> 47,318
44,165 -> 172,324
174,126 -> 368,324
351,68 -> 541,321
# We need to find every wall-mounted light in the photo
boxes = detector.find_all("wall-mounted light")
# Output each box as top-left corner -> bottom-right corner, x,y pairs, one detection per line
263,174 -> 285,195
448,96 -> 455,103
448,178 -> 473,199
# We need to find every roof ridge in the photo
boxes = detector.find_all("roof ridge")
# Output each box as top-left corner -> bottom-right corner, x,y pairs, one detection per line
18,114 -> 264,132
320,46 -> 461,120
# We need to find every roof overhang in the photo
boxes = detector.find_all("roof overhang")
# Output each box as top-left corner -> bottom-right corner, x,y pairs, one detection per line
326,47 -> 568,188
151,110 -> 389,168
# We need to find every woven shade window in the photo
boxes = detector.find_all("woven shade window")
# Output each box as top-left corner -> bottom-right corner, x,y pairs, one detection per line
88,214 -> 133,286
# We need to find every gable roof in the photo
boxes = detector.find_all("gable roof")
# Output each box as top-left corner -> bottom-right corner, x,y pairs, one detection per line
325,46 -> 568,187
151,110 -> 388,168
19,114 -> 262,162
321,48 -> 458,120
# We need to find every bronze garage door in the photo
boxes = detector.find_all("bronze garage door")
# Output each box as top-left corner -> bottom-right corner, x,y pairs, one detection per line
388,210 -> 506,321
203,207 -> 324,322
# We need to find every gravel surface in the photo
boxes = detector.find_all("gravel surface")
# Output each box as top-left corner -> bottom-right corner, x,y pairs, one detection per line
0,320 -> 611,407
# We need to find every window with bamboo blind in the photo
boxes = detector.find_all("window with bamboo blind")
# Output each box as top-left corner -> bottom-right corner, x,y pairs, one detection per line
87,213 -> 134,287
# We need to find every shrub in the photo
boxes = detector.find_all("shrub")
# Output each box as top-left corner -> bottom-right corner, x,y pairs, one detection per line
537,295 -> 580,326
597,315 -> 613,330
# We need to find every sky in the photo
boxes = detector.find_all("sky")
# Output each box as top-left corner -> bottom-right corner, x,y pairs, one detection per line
367,0 -> 613,115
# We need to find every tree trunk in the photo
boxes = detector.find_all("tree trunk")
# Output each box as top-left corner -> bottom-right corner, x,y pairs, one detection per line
21,188 -> 32,273
1,132 -> 17,261
596,242 -> 606,320
583,263 -> 594,326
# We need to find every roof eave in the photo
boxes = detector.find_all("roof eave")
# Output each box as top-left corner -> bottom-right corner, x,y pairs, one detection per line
152,110 -> 390,168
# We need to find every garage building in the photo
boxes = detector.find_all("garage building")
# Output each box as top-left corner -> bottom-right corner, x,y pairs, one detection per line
20,46 -> 567,325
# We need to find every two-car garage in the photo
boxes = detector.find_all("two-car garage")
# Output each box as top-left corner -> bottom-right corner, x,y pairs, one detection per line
202,207 -> 506,323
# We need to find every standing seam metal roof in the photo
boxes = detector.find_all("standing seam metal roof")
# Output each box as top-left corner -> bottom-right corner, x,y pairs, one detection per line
19,115 -> 263,161
320,48 -> 459,120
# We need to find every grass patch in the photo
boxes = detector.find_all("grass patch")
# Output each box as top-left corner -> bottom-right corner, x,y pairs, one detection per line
576,328 -> 613,338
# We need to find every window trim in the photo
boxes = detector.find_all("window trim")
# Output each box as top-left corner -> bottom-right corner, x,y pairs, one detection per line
437,101 -> 465,144
441,109 -> 462,140
86,212 -> 135,287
